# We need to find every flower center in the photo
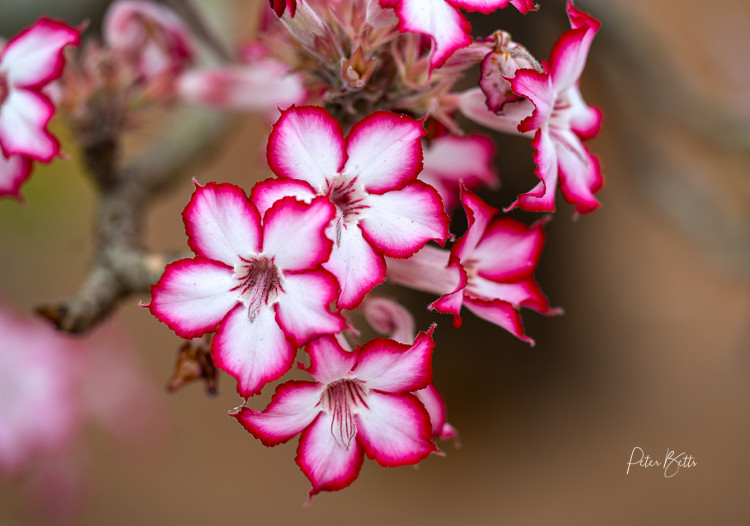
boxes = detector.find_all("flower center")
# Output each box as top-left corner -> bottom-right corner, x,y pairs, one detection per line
232,256 -> 282,321
327,175 -> 368,246
0,72 -> 9,107
321,378 -> 368,449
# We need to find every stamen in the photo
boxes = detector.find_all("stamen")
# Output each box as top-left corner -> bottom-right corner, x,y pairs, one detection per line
321,378 -> 368,449
328,175 -> 368,246
231,256 -> 282,321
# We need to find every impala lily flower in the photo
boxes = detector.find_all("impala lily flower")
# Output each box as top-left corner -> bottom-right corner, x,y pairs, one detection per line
148,182 -> 346,397
0,305 -> 165,519
252,105 -> 450,309
460,1 -> 602,214
0,18 -> 79,163
439,188 -> 559,341
103,0 -> 194,82
388,187 -> 557,343
0,306 -> 80,474
234,327 -> 438,497
505,1 -> 603,214
178,47 -> 306,120
381,0 -> 537,69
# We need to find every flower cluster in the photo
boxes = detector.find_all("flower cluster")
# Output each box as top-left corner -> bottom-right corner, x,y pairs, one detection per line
150,0 -> 601,497
1,0 -> 603,500
147,100 -> 558,495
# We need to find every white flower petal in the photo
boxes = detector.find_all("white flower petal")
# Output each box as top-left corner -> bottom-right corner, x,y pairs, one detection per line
391,0 -> 472,68
342,111 -> 425,193
0,89 -> 57,161
212,304 -> 295,397
353,327 -> 434,393
183,182 -> 261,267
355,391 -> 436,466
234,381 -> 323,446
306,336 -> 358,385
296,411 -> 364,496
1,18 -> 79,88
359,181 -> 449,257
323,223 -> 385,309
275,271 -> 345,347
267,106 -> 345,191
148,258 -> 236,339
262,197 -> 334,272
0,153 -> 32,199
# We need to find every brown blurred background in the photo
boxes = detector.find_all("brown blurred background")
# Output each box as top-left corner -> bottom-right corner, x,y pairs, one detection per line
1,0 -> 749,524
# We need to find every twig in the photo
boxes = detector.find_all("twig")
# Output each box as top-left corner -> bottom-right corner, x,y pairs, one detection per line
37,106 -> 227,333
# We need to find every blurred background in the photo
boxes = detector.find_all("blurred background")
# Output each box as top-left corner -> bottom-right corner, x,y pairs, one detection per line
1,0 -> 749,524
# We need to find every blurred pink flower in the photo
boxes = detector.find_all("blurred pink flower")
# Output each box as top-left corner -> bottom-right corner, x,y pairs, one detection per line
0,303 -> 165,520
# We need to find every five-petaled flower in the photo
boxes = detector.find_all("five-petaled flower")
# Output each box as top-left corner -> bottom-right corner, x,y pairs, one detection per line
506,0 -> 602,214
148,182 -> 345,397
387,187 -> 557,344
460,1 -> 602,215
234,327 -> 438,497
252,105 -> 450,309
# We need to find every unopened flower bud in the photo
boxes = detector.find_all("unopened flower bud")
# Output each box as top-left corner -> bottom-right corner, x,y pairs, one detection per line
341,46 -> 377,89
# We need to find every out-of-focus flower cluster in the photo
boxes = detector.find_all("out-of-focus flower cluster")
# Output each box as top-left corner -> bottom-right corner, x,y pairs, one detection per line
0,0 -> 603,499
0,303 -> 164,520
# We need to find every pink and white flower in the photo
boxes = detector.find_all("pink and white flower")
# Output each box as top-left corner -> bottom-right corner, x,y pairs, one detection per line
387,187 -> 557,343
103,0 -> 194,82
460,1 -> 603,214
0,304 -> 165,519
148,182 -> 346,397
0,18 -> 79,163
381,0 -> 537,69
0,306 -> 80,475
252,105 -> 450,309
234,327 -> 438,497
506,1 -> 602,214
178,46 -> 306,121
